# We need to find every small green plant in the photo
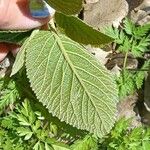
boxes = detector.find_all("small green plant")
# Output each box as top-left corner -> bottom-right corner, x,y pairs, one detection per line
0,0 -> 118,139
105,18 -> 150,97
0,1 -> 150,149
99,117 -> 150,150
0,97 -> 97,150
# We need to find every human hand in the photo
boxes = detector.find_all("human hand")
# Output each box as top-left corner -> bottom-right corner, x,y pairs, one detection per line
0,0 -> 52,62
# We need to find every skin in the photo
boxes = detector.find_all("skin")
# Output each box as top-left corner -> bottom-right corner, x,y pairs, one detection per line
0,0 -> 50,62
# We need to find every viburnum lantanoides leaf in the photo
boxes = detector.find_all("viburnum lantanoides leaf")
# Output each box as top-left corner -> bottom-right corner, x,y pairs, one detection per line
25,31 -> 118,137
55,12 -> 113,46
45,0 -> 83,15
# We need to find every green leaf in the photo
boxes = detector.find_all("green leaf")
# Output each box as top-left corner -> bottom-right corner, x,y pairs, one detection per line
17,114 -> 30,126
71,135 -> 98,150
1,118 -> 14,129
17,127 -> 33,137
55,12 -> 113,46
11,30 -> 39,76
26,31 -> 118,137
45,143 -> 54,150
133,23 -> 150,38
0,79 -> 20,110
123,18 -> 135,35
52,143 -> 70,150
33,141 -> 40,150
142,141 -> 150,150
0,30 -> 32,45
135,60 -> 150,89
116,71 -> 135,98
24,132 -> 33,140
46,0 -> 83,15
131,36 -> 150,57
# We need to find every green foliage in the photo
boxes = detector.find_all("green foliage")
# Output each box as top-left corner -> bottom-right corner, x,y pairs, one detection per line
116,70 -> 136,98
116,60 -> 150,98
0,78 -> 20,111
105,18 -> 150,57
105,18 -> 150,98
99,117 -> 150,150
70,135 -> 98,150
0,99 -> 71,150
55,12 -> 113,46
25,30 -> 118,137
2,0 -> 150,148
0,76 -> 150,150
46,0 -> 83,15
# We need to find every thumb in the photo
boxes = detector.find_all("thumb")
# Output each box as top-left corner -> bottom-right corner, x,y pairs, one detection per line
0,0 -> 51,30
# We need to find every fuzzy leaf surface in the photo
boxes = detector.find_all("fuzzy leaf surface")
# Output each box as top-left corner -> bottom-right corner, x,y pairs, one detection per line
55,13 -> 113,46
26,31 -> 118,137
46,0 -> 83,15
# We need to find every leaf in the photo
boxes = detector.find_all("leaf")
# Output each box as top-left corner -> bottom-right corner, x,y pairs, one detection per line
17,114 -> 31,126
123,18 -> 135,35
46,0 -> 83,15
104,26 -> 119,40
33,141 -> 40,150
131,36 -> 150,57
24,132 -> 33,140
0,30 -> 32,45
1,118 -> 14,129
142,141 -> 150,150
11,30 -> 39,76
55,12 -> 113,46
26,31 -> 118,137
17,127 -> 33,137
135,60 -> 150,89
0,79 -> 20,110
104,27 -> 125,44
45,143 -> 54,150
133,23 -> 150,38
52,143 -> 70,150
116,71 -> 135,98
71,135 -> 98,150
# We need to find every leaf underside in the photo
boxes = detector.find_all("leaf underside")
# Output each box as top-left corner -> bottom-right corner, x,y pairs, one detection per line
25,31 -> 118,137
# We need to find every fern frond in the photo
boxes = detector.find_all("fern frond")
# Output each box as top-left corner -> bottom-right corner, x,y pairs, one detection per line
0,79 -> 20,111
123,18 -> 135,35
71,135 -> 98,150
135,60 -> 150,89
104,26 -> 119,40
134,23 -> 150,38
118,36 -> 131,53
131,36 -> 150,57
117,71 -> 135,98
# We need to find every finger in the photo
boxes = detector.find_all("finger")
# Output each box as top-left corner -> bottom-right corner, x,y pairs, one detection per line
0,43 -> 9,62
9,44 -> 20,56
0,0 -> 50,30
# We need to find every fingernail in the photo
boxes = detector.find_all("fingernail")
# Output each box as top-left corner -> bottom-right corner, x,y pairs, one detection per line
29,0 -> 55,18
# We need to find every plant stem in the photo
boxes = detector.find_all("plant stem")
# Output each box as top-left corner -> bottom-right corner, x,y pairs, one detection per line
123,52 -> 128,71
